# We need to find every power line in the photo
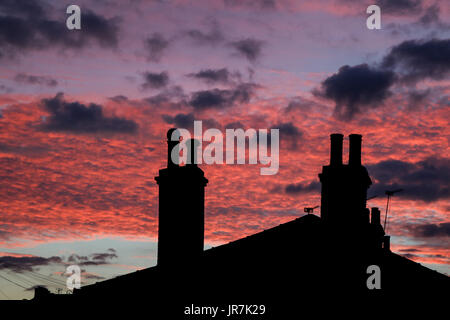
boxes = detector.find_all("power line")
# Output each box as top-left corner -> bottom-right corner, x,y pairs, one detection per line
27,270 -> 66,287
34,270 -> 67,285
22,272 -> 52,287
0,268 -> 100,294
0,272 -> 28,289
6,271 -> 36,287
12,271 -> 64,290
29,269 -> 66,284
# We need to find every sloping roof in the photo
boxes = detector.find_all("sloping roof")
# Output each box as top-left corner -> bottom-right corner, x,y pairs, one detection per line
78,213 -> 322,292
79,212 -> 447,295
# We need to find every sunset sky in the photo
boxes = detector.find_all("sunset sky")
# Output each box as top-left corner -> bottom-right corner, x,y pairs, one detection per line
0,0 -> 449,300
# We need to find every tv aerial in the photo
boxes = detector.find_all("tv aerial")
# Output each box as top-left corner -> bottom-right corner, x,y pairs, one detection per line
304,206 -> 319,215
384,189 -> 403,232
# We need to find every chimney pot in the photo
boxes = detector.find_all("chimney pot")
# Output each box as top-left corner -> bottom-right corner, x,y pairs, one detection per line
349,134 -> 362,166
371,207 -> 381,225
330,133 -> 343,166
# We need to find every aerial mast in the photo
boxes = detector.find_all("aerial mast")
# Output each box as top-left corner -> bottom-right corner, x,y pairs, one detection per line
384,189 -> 402,232
304,206 -> 319,215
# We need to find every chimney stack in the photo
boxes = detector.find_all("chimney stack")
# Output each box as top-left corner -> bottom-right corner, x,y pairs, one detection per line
330,133 -> 343,166
156,129 -> 208,267
319,133 -> 372,230
349,134 -> 362,166
371,207 -> 381,225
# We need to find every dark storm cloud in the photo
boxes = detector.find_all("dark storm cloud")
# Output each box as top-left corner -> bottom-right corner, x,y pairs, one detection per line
375,0 -> 423,15
144,85 -> 186,106
141,71 -> 169,90
162,113 -> 195,128
367,157 -> 450,202
144,94 -> 172,105
0,0 -> 46,17
229,38 -> 265,62
67,254 -> 88,263
144,33 -> 170,62
271,122 -> 303,149
314,64 -> 396,120
411,222 -> 450,238
162,112 -> 220,130
380,38 -> 450,84
315,38 -> 449,119
40,93 -> 138,134
189,83 -> 257,110
0,1 -> 119,58
14,73 -> 58,87
401,253 -> 418,259
272,122 -> 303,138
399,248 -> 419,252
78,10 -> 120,47
0,255 -> 62,273
91,252 -> 117,262
67,250 -> 117,266
187,68 -> 240,85
285,181 -> 320,194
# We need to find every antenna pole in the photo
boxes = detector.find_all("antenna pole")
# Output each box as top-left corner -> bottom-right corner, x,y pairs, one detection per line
384,189 -> 402,233
384,194 -> 391,231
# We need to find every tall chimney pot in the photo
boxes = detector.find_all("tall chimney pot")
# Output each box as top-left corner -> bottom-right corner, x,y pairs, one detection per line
349,134 -> 362,166
330,133 -> 343,166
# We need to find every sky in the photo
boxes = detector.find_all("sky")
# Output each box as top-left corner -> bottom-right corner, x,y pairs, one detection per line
0,0 -> 449,300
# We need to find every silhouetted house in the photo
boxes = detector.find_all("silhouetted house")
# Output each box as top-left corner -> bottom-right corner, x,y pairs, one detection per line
33,131 -> 448,314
